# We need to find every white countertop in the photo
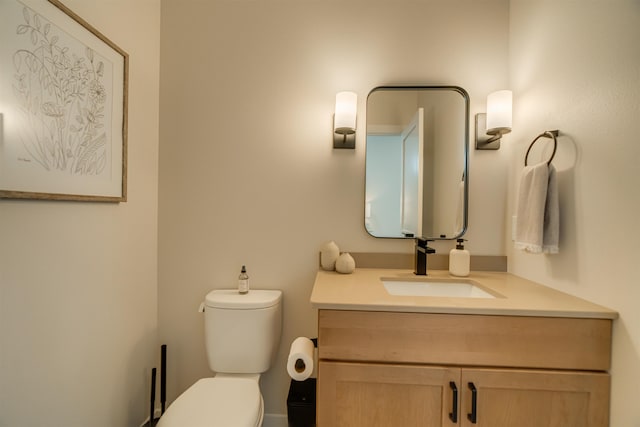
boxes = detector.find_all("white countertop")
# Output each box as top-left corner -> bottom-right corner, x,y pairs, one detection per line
310,268 -> 618,319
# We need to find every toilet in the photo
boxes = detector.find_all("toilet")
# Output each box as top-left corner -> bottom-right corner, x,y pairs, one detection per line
157,289 -> 282,427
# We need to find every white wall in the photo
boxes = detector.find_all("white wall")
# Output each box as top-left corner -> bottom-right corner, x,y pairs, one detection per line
6,0 -> 635,425
5,0 -> 634,424
507,0 -> 640,424
0,1 -> 161,426
158,0 -> 510,415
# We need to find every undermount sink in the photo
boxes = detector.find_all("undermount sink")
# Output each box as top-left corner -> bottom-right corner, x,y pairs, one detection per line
382,278 -> 498,299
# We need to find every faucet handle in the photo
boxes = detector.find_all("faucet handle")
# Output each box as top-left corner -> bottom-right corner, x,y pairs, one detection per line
416,238 -> 436,253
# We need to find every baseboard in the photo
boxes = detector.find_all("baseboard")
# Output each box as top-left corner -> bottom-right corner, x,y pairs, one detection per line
263,413 -> 288,427
141,409 -> 287,427
139,408 -> 162,427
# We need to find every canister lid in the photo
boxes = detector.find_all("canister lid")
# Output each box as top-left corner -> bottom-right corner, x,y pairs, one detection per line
204,289 -> 282,309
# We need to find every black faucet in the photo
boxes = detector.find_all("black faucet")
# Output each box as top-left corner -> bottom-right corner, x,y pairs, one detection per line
415,238 -> 436,275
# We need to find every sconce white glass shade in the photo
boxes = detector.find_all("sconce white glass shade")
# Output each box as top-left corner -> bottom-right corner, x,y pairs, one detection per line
334,91 -> 357,135
486,90 -> 512,135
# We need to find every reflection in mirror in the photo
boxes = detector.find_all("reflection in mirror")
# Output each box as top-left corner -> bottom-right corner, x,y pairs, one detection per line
365,86 -> 469,239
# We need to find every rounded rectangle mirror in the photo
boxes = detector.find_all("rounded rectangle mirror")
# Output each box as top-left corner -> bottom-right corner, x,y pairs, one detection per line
365,86 -> 469,239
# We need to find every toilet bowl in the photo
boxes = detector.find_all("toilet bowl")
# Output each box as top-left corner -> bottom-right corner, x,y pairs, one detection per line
156,376 -> 263,427
156,289 -> 282,427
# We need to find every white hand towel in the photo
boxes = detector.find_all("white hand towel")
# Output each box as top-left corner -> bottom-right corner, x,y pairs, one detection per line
542,165 -> 559,253
514,162 -> 559,254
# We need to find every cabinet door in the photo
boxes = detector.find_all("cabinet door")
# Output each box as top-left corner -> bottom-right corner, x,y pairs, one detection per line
460,368 -> 610,427
318,361 -> 460,427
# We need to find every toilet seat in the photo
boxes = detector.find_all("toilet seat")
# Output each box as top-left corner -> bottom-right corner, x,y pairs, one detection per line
156,377 -> 263,427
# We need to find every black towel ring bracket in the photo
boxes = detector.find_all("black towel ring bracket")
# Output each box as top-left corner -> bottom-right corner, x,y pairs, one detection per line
524,130 -> 560,166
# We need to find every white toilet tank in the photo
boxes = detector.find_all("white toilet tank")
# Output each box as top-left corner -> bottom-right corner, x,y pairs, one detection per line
203,289 -> 282,374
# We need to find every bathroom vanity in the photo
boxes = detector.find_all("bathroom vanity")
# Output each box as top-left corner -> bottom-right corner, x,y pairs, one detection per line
310,269 -> 617,427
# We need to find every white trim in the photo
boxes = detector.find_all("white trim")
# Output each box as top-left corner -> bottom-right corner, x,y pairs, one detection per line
262,413 -> 288,427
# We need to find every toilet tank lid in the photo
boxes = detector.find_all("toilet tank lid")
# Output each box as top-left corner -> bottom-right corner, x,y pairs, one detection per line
205,289 -> 282,309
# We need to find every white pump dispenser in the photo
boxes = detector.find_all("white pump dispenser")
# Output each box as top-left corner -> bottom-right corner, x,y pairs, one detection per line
449,239 -> 470,277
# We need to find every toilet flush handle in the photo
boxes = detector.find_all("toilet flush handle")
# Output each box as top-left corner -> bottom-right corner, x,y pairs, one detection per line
198,302 -> 205,313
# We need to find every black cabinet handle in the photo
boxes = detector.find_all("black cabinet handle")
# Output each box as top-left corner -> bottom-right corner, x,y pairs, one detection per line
467,382 -> 478,424
449,381 -> 458,422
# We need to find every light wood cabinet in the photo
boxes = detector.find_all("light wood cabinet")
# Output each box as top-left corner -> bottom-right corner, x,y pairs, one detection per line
319,361 -> 459,426
460,368 -> 609,427
317,310 -> 612,427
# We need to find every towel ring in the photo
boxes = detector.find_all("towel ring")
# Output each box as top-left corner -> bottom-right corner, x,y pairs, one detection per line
525,130 -> 559,166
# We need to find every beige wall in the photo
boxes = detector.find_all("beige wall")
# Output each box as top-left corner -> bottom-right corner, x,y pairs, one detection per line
507,1 -> 640,425
0,1 -> 161,426
159,0 -> 510,415
7,1 -> 636,425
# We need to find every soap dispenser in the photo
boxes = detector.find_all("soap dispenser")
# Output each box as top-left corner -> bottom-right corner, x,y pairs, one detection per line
449,239 -> 470,277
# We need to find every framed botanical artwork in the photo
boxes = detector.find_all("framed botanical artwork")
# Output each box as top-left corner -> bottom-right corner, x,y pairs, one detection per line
0,0 -> 128,202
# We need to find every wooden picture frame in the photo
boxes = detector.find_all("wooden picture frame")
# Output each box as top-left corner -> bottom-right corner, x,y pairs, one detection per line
0,0 -> 128,202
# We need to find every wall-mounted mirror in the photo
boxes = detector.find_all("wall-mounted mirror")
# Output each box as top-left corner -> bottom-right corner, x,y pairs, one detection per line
365,86 -> 469,239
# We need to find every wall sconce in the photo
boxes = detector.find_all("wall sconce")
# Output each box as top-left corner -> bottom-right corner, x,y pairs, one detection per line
333,91 -> 357,149
475,90 -> 512,150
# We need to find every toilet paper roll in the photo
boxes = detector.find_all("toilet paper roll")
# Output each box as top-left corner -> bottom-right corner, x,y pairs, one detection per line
287,337 -> 314,381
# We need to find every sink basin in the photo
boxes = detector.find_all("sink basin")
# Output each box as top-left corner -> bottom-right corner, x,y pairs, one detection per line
382,278 -> 497,299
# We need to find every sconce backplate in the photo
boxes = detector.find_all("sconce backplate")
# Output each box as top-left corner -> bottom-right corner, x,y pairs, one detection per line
475,113 -> 501,150
333,133 -> 356,149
